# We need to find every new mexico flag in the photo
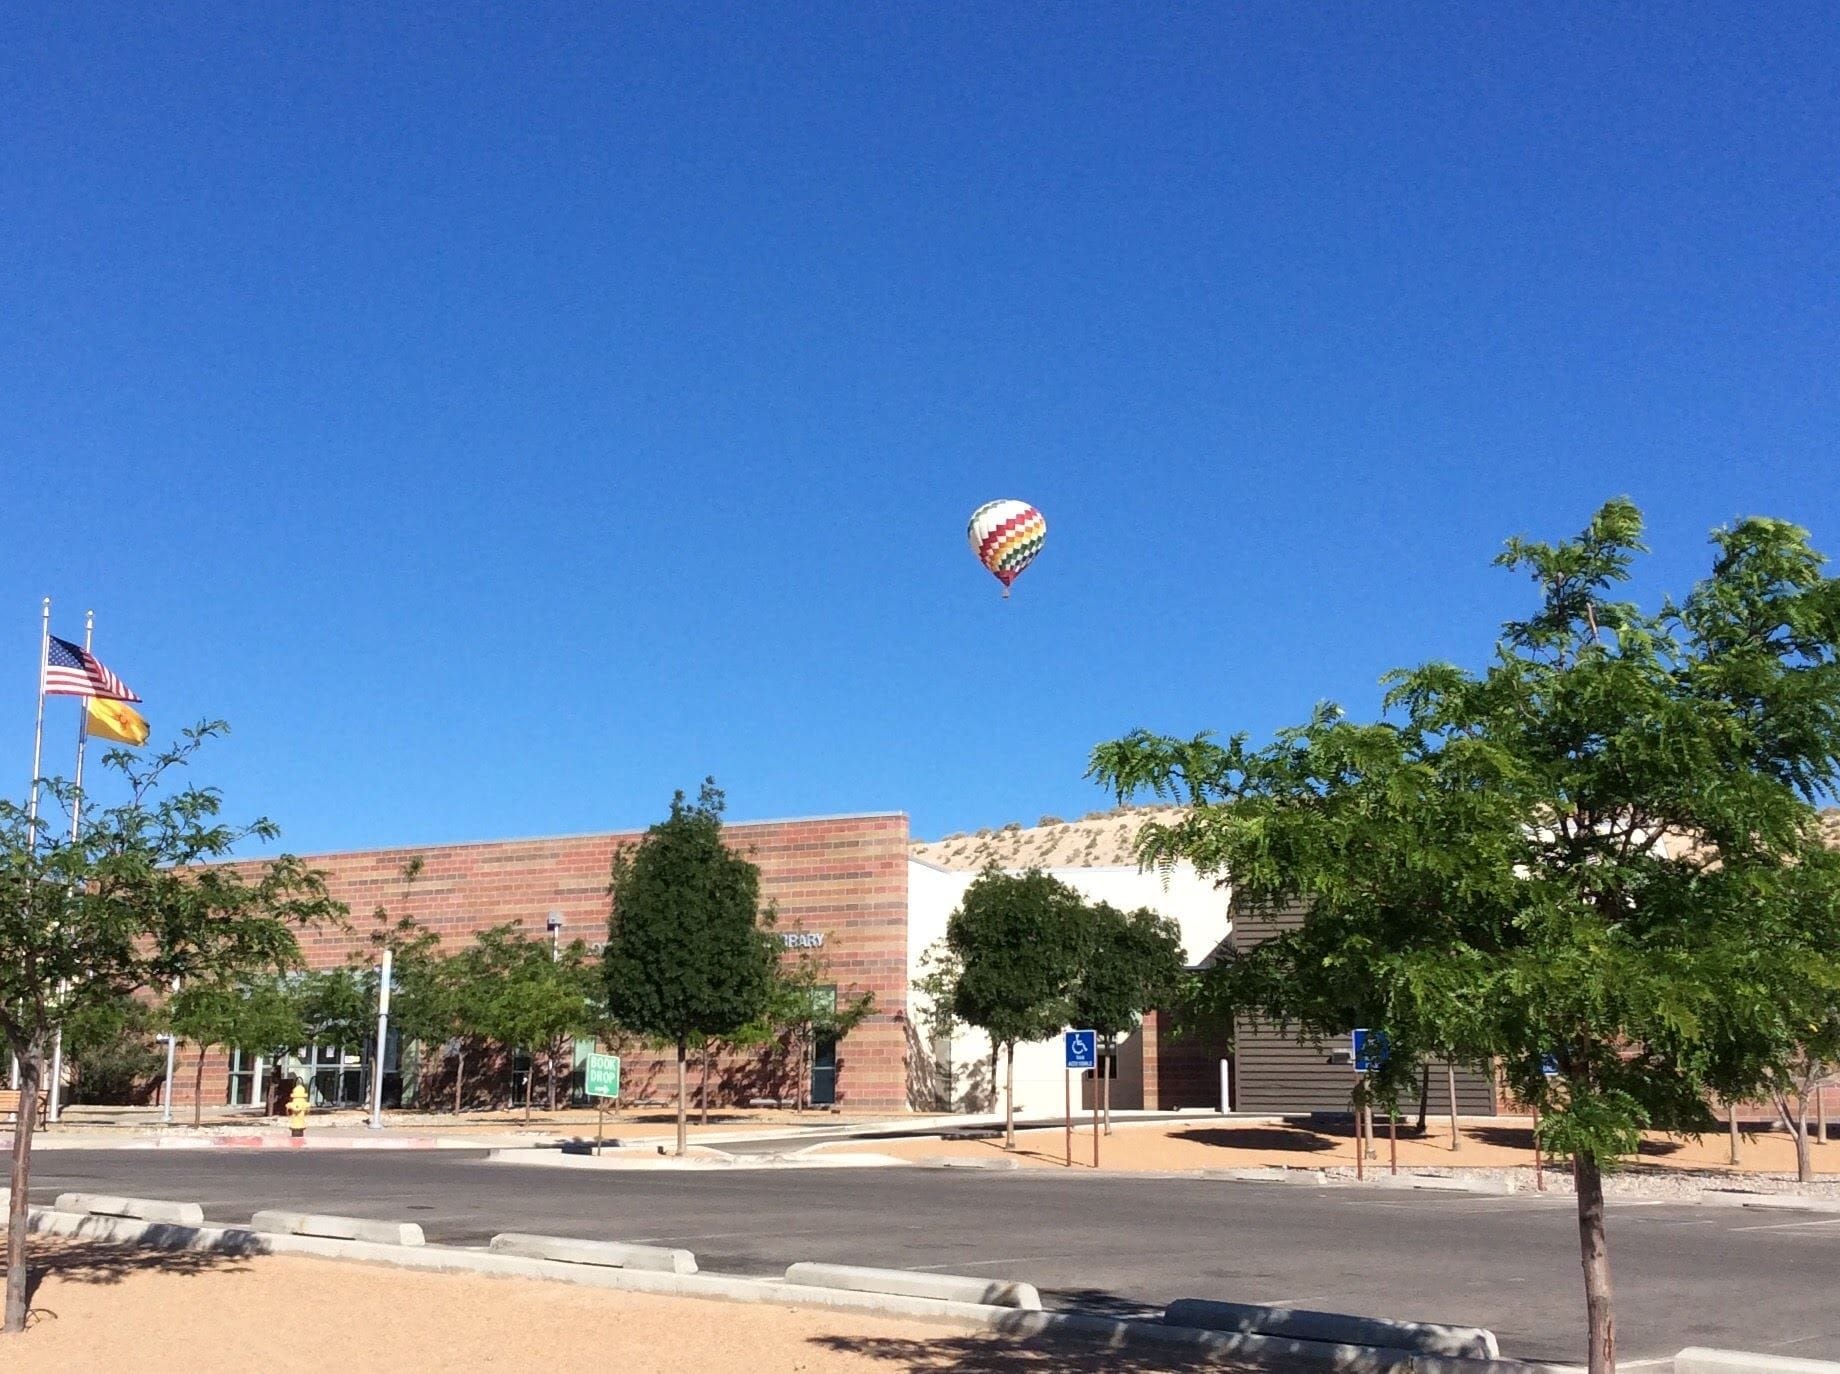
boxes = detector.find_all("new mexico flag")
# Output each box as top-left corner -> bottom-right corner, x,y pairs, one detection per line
87,697 -> 150,746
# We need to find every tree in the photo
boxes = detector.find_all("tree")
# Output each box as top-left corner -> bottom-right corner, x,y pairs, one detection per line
0,724 -> 342,1333
944,867 -> 1086,1148
1068,902 -> 1185,1133
1702,843 -> 1840,1183
1091,500 -> 1840,1374
60,990 -> 164,1105
602,781 -> 775,1156
767,932 -> 877,1111
165,975 -> 304,1126
466,923 -> 598,1122
910,939 -> 968,1109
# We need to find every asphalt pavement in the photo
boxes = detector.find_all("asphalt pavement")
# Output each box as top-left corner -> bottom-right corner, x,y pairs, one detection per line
24,1149 -> 1840,1364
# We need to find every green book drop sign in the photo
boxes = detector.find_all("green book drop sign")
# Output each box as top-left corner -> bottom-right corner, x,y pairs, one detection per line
585,1053 -> 621,1101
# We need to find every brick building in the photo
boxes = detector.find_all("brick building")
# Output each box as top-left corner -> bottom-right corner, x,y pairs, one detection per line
171,810 -> 913,1113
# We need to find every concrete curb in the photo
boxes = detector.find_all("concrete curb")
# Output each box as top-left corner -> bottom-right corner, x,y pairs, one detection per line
484,1146 -> 912,1171
252,1209 -> 425,1246
784,1262 -> 1041,1310
1370,1175 -> 1520,1196
1698,1192 -> 1840,1215
1200,1166 -> 1331,1185
1165,1298 -> 1499,1359
1676,1348 -> 1840,1374
20,1207 -> 1558,1373
490,1233 -> 697,1274
28,1133 -> 487,1151
54,1193 -> 204,1226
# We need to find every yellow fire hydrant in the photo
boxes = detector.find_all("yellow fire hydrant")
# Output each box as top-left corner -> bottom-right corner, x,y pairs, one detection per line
286,1083 -> 309,1139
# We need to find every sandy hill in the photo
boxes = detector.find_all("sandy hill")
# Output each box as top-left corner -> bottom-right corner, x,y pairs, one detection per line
914,807 -> 1840,873
911,806 -> 1186,871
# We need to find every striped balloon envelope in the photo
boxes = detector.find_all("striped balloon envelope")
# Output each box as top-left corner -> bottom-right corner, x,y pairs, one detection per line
967,499 -> 1047,598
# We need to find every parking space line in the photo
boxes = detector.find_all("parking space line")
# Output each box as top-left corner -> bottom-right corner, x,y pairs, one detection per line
1729,1217 -> 1840,1233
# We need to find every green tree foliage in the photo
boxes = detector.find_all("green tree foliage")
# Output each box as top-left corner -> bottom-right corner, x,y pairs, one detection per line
765,931 -> 876,1111
1090,500 -> 1840,1374
0,724 -> 343,1332
60,990 -> 164,1106
1068,903 -> 1186,1131
1700,843 -> 1840,1183
166,975 -> 304,1124
602,781 -> 775,1154
945,867 -> 1087,1146
1068,903 -> 1185,1043
462,923 -> 598,1121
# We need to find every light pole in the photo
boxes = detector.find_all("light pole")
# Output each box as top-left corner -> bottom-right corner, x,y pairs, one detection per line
545,912 -> 561,1110
369,948 -> 393,1130
160,977 -> 179,1123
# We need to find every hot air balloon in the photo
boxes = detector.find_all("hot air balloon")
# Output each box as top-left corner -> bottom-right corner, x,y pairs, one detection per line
967,499 -> 1047,598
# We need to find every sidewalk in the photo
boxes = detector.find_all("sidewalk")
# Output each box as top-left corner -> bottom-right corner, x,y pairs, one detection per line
15,1103 -> 956,1152
810,1115 -> 1840,1187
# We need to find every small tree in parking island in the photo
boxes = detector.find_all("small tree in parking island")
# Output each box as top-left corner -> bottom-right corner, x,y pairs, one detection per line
1090,500 -> 1840,1374
602,781 -> 775,1156
944,867 -> 1086,1148
1068,902 -> 1186,1134
0,724 -> 342,1334
165,974 -> 304,1126
467,923 -> 599,1122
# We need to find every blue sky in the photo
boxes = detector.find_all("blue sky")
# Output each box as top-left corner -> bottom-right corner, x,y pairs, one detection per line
5,5 -> 1836,854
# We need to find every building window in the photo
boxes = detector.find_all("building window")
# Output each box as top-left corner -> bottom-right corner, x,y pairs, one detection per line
301,1043 -> 364,1107
226,1049 -> 264,1107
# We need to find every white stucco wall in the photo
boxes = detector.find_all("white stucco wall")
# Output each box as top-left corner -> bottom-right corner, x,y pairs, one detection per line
905,858 -> 1232,1116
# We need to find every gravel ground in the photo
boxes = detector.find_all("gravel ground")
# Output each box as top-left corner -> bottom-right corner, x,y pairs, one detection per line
1316,1162 -> 1840,1200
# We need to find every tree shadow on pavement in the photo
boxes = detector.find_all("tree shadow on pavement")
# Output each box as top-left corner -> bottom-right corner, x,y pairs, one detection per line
1047,1287 -> 1161,1322
1170,1126 -> 1339,1154
806,1333 -> 1242,1372
4,1234 -> 254,1325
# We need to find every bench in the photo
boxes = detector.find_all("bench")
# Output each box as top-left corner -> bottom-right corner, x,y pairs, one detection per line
0,1089 -> 48,1128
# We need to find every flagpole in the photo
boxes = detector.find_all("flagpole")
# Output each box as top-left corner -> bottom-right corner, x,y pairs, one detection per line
12,599 -> 51,1092
25,598 -> 50,840
46,610 -> 93,1125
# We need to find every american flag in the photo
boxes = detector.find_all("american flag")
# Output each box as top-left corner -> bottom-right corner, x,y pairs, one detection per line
43,635 -> 141,702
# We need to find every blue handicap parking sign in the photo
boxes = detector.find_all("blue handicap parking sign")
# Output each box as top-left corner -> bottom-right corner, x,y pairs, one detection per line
1352,1028 -> 1390,1073
1064,1029 -> 1097,1070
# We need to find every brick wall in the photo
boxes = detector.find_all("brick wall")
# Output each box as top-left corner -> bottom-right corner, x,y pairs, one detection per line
169,811 -> 913,1113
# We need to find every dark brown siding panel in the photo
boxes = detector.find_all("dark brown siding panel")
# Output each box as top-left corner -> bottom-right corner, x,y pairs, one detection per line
1228,896 -> 1496,1115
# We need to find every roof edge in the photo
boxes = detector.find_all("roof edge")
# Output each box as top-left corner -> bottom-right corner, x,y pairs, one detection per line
248,810 -> 911,864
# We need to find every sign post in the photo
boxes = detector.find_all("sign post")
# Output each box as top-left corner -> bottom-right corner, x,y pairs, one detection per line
1535,1053 -> 1558,1190
1064,1030 -> 1096,1169
585,1053 -> 621,1157
1352,1029 -> 1389,1177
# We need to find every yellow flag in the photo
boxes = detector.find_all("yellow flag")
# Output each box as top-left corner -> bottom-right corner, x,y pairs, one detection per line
87,698 -> 150,747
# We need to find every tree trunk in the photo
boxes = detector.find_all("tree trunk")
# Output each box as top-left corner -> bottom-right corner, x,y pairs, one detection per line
1446,1061 -> 1461,1151
453,1049 -> 465,1115
1818,1083 -> 1829,1150
193,1045 -> 207,1128
5,1047 -> 43,1334
547,1038 -> 557,1113
1728,1102 -> 1740,1166
700,1044 -> 711,1126
1574,1150 -> 1616,1374
674,1039 -> 688,1158
1004,1041 -> 1016,1150
1774,1087 -> 1814,1184
523,1053 -> 533,1126
799,1030 -> 810,1112
1415,1062 -> 1430,1133
1797,1096 -> 1812,1184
